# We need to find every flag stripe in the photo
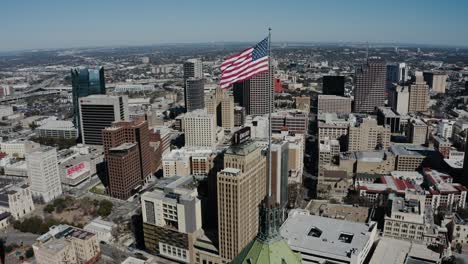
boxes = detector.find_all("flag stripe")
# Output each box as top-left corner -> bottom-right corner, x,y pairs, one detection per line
220,57 -> 268,79
219,37 -> 269,89
219,60 -> 269,85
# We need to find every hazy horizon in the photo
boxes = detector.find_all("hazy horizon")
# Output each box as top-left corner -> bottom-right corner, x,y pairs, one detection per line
1,0 -> 468,52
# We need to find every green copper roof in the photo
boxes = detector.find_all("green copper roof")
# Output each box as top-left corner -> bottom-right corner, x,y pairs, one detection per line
231,197 -> 301,264
231,239 -> 301,264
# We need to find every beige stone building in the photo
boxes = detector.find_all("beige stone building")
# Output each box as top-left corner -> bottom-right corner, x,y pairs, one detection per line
184,110 -> 216,148
348,118 -> 390,152
294,96 -> 311,113
217,141 -> 266,262
317,95 -> 352,114
407,118 -> 428,145
33,225 -> 101,264
339,150 -> 395,175
205,88 -> 234,130
408,72 -> 429,113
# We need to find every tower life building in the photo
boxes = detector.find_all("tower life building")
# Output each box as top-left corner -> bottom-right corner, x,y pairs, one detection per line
354,59 -> 386,113
26,147 -> 62,203
233,70 -> 273,116
322,76 -> 345,96
217,141 -> 266,261
78,95 -> 129,145
102,119 -> 154,199
184,59 -> 204,112
408,72 -> 429,113
71,67 -> 106,135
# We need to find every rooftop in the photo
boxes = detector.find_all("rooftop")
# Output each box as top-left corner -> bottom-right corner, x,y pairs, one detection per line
390,144 -> 434,157
280,210 -> 376,259
226,140 -> 259,156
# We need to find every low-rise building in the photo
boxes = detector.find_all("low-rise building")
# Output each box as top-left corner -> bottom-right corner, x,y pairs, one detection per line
83,217 -> 116,243
0,140 -> 40,158
36,120 -> 78,139
0,183 -> 35,220
390,144 -> 436,171
33,225 -> 101,264
280,209 -> 377,264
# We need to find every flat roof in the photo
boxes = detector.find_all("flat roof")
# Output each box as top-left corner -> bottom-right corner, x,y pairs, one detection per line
390,145 -> 434,157
280,211 -> 376,259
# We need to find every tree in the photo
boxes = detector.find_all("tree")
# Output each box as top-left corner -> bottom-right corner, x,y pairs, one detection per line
44,204 -> 55,213
455,243 -> 463,253
29,123 -> 39,130
97,200 -> 113,217
25,247 -> 34,258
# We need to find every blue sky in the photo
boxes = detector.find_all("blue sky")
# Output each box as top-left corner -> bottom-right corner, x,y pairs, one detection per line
1,0 -> 467,51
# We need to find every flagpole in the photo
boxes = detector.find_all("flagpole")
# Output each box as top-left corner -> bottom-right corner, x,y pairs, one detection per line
268,27 -> 272,198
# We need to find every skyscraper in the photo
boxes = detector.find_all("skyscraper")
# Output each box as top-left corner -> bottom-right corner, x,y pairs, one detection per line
183,59 -> 203,79
408,72 -> 429,113
102,119 -> 154,199
354,59 -> 386,113
79,95 -> 129,145
185,78 -> 205,112
233,71 -> 273,116
322,76 -> 345,96
217,141 -> 266,261
386,63 -> 409,85
26,147 -> 62,202
71,67 -> 106,135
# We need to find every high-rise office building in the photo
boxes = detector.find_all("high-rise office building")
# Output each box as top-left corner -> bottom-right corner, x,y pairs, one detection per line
408,72 -> 429,113
26,147 -> 62,203
270,140 -> 289,207
205,88 -> 234,129
78,95 -> 129,145
71,67 -> 106,135
184,110 -> 216,148
141,176 -> 202,263
386,63 -> 409,85
354,60 -> 386,113
217,141 -> 266,261
423,72 -> 447,94
317,95 -> 352,114
234,106 -> 246,127
322,76 -> 345,96
388,85 -> 409,115
183,59 -> 203,79
185,78 -> 205,112
102,119 -> 154,199
348,118 -> 391,151
233,71 -> 273,115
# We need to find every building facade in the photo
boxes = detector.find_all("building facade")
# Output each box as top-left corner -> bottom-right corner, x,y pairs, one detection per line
408,72 -> 429,113
354,60 -> 386,113
26,147 -> 62,203
71,67 -> 106,135
217,141 -> 266,261
348,118 -> 390,152
79,95 -> 129,145
317,95 -> 352,114
233,71 -> 273,116
184,110 -> 216,148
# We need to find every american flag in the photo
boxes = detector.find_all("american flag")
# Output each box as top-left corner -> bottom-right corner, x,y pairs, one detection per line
219,37 -> 269,89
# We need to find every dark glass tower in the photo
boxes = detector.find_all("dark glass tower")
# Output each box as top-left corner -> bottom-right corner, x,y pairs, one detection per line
322,76 -> 345,96
71,67 -> 106,135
